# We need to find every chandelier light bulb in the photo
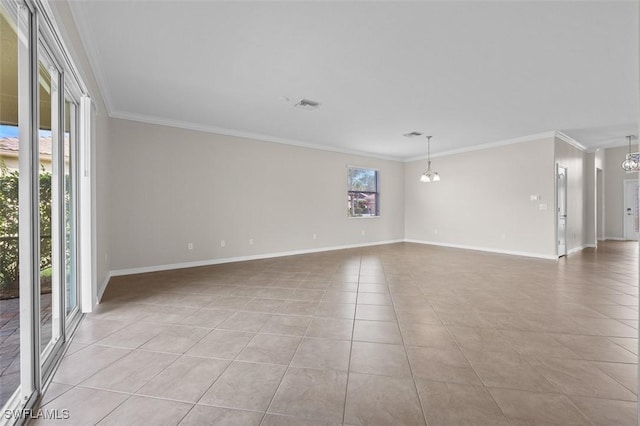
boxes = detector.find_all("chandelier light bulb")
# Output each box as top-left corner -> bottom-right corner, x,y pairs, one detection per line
622,157 -> 640,172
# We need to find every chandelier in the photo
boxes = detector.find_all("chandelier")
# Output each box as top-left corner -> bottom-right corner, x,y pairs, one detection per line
621,135 -> 640,172
420,136 -> 440,182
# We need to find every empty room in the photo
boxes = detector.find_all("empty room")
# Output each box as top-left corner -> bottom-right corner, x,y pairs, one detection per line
0,1 -> 638,425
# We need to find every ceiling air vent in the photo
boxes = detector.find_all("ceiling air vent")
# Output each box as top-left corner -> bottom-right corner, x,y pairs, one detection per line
294,99 -> 321,110
403,131 -> 423,138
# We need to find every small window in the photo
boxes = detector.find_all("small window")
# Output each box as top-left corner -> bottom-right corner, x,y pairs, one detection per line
347,167 -> 379,217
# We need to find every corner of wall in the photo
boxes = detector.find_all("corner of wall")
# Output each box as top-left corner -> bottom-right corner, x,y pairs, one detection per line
98,272 -> 111,303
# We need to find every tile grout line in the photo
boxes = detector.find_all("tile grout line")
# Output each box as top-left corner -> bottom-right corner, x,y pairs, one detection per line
340,251 -> 363,426
97,273 -> 255,424
588,360 -> 639,397
257,330 -> 305,424
411,271 -> 598,426
413,274 -> 518,426
189,319 -> 262,412
257,269 -> 340,425
79,333 -> 190,424
382,266 -> 430,426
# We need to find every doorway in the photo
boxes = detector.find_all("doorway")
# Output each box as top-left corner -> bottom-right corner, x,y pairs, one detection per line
623,179 -> 640,241
596,168 -> 604,242
557,165 -> 567,257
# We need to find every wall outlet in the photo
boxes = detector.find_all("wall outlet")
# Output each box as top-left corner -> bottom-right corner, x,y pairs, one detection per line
434,229 -> 438,235
501,233 -> 506,240
187,243 -> 194,250
313,233 -> 317,240
249,238 -> 254,245
539,203 -> 547,210
220,240 -> 225,248
104,252 -> 108,262
361,230 -> 365,236
530,194 -> 541,201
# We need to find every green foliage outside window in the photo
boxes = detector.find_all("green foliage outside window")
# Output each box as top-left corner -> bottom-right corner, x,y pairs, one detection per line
0,163 -> 52,296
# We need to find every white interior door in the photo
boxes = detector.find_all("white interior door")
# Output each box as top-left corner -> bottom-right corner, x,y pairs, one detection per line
623,179 -> 640,241
557,166 -> 567,256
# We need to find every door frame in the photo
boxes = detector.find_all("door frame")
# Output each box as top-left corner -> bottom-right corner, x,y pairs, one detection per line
556,164 -> 568,257
623,178 -> 640,241
596,168 -> 604,243
1,0 -> 91,418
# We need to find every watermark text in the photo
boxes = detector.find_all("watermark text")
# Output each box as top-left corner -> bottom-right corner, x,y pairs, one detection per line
3,408 -> 70,420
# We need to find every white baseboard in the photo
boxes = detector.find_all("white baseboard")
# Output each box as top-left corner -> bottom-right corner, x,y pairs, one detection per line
567,244 -> 592,255
96,272 -> 111,304
604,237 -> 631,241
110,239 -> 405,277
404,239 -> 558,260
104,238 -> 615,283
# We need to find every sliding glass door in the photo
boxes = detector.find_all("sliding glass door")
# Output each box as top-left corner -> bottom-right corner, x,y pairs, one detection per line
38,53 -> 60,364
0,0 -> 87,420
0,3 -> 22,409
63,98 -> 78,320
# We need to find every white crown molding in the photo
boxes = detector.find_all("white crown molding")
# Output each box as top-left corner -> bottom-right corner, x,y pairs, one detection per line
555,131 -> 587,151
404,239 -> 558,260
110,111 -> 405,163
67,3 -> 114,116
403,131 -> 557,163
109,239 -> 404,277
591,139 -> 632,151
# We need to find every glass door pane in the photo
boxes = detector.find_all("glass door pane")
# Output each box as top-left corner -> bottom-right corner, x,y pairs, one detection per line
37,59 -> 58,356
63,98 -> 77,317
0,4 -> 21,408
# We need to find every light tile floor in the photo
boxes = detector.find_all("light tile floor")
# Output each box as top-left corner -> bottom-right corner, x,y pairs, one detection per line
34,241 -> 637,425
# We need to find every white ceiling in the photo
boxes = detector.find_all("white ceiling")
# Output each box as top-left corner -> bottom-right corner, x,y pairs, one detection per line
68,1 -> 638,160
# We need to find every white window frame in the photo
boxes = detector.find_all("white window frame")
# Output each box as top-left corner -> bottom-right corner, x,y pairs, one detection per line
347,165 -> 380,218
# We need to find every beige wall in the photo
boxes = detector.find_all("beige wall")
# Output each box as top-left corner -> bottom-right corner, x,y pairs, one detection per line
554,138 -> 590,251
108,118 -> 405,273
604,145 -> 636,239
404,137 -> 557,258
